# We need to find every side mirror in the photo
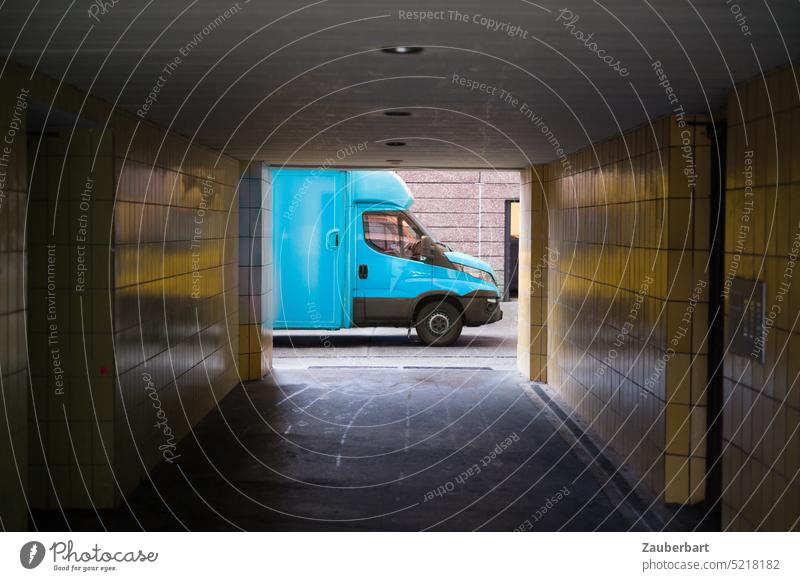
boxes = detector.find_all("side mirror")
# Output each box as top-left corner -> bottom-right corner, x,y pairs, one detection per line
420,235 -> 433,257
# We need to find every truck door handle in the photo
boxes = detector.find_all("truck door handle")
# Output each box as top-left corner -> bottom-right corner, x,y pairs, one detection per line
326,228 -> 340,250
358,264 -> 368,279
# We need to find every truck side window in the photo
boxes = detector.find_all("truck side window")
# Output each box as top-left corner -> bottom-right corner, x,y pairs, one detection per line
363,211 -> 422,259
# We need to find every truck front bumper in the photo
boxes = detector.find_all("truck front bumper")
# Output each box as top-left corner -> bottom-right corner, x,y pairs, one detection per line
460,292 -> 503,326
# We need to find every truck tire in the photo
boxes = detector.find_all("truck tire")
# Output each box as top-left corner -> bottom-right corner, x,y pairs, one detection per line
415,302 -> 463,346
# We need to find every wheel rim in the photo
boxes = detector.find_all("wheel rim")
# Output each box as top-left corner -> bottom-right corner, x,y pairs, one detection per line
427,312 -> 450,335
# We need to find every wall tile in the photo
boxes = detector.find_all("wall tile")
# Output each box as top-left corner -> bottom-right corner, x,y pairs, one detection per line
528,114 -> 711,503
722,65 -> 800,530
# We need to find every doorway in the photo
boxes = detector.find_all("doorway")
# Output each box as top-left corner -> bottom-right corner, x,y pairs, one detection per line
504,200 -> 520,302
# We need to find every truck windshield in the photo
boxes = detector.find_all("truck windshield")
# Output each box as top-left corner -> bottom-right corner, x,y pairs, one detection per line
363,211 -> 425,260
402,211 -> 440,245
404,211 -> 453,251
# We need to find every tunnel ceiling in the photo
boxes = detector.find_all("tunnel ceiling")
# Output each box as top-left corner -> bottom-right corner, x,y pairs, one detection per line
2,0 -> 798,168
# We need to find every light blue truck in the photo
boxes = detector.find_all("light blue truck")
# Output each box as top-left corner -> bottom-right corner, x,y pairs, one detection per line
272,169 -> 502,345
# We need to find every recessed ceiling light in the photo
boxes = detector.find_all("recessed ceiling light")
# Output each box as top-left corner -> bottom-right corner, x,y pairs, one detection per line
384,111 -> 412,117
385,141 -> 406,147
381,46 -> 423,55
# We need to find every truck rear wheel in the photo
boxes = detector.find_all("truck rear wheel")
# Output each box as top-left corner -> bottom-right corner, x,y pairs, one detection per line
415,302 -> 462,346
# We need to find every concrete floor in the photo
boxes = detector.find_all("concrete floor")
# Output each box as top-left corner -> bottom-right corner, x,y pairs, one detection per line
37,365 -> 679,531
34,302 -> 697,531
272,301 -> 518,370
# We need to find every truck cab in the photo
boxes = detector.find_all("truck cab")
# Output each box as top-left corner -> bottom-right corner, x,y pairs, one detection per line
272,169 -> 502,345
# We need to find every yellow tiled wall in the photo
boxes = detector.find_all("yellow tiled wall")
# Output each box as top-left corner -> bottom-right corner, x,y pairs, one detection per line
27,130 -> 117,509
517,167 -> 548,383
722,65 -> 800,530
14,61 -> 240,511
0,76 -> 29,530
238,161 -> 272,380
533,116 -> 712,503
112,135 -> 240,497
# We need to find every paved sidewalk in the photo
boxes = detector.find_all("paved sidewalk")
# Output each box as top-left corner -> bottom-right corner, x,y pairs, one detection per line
273,302 -> 518,370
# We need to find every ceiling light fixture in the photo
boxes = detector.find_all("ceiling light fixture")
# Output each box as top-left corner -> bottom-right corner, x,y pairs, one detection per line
381,46 -> 424,55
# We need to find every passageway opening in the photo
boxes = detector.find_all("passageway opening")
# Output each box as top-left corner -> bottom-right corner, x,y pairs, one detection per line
270,168 -> 523,372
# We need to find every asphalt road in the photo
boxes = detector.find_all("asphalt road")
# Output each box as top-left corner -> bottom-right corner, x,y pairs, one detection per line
272,301 -> 518,370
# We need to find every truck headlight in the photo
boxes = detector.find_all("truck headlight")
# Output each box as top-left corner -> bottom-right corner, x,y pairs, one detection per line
461,265 -> 495,285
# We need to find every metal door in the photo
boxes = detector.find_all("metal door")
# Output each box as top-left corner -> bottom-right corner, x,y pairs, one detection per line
353,207 -> 432,325
272,169 -> 347,329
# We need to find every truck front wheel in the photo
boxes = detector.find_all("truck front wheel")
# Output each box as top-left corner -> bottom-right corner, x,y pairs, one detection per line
415,302 -> 463,346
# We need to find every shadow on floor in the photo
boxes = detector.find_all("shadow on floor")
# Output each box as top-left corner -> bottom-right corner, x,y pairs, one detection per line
31,367 -> 700,531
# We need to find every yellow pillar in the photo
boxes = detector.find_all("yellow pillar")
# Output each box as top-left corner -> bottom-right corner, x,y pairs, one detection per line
518,166 -> 549,383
